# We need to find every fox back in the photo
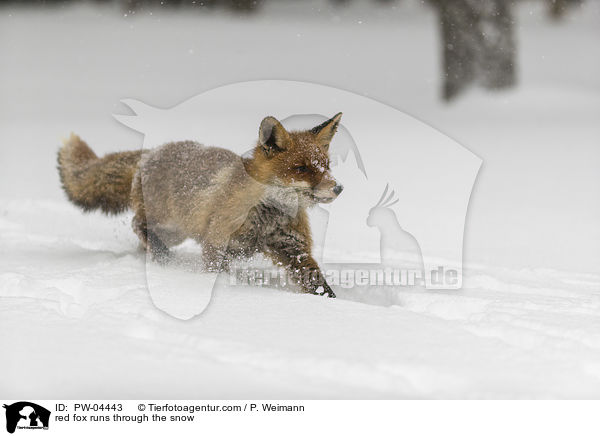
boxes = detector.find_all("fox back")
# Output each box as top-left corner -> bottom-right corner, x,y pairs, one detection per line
130,113 -> 344,249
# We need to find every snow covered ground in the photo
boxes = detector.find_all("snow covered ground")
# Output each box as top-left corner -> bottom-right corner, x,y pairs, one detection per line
1,0 -> 600,398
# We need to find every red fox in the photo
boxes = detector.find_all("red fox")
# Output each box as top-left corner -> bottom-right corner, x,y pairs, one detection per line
57,113 -> 344,298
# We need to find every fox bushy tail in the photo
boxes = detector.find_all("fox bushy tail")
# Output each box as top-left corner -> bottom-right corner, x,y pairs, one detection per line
57,134 -> 143,215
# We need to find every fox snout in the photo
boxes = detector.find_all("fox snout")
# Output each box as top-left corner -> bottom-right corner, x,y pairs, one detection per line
313,176 -> 344,204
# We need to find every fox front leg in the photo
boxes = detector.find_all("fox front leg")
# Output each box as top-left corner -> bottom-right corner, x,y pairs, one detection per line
296,260 -> 336,298
201,243 -> 231,273
266,238 -> 336,298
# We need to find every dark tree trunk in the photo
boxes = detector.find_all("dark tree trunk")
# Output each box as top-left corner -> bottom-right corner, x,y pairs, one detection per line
547,0 -> 584,20
436,0 -> 516,101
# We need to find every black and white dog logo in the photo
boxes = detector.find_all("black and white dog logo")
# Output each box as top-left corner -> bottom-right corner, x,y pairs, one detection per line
3,402 -> 50,434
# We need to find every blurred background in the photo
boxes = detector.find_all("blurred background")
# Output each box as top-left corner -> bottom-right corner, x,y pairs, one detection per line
0,0 -> 599,273
0,0 -> 591,100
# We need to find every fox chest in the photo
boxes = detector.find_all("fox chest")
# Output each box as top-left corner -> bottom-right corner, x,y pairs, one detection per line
227,204 -> 297,256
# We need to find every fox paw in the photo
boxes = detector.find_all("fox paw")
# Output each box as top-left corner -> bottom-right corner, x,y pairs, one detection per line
314,285 -> 336,298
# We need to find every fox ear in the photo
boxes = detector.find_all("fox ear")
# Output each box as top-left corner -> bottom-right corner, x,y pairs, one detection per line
259,116 -> 289,157
311,112 -> 342,149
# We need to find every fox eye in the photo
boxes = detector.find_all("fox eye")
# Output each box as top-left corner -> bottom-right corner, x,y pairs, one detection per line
294,165 -> 309,174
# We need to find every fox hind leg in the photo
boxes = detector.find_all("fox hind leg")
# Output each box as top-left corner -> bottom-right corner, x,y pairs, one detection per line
132,212 -> 171,263
130,174 -> 171,262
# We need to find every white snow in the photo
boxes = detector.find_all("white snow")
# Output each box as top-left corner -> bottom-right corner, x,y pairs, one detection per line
1,0 -> 600,398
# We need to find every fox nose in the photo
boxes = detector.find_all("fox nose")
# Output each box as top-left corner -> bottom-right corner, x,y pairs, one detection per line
333,184 -> 344,196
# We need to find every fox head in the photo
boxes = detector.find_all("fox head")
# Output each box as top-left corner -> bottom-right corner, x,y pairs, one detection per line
245,113 -> 344,206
